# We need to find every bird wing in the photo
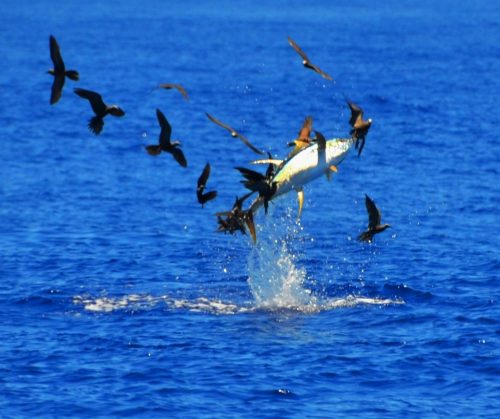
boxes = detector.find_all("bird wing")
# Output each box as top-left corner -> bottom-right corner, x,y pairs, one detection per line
297,116 -> 313,139
234,132 -> 265,155
311,64 -> 333,81
49,35 -> 65,73
206,113 -> 235,134
347,100 -> 363,126
197,163 -> 211,192
159,83 -> 189,101
74,88 -> 107,116
171,147 -> 187,168
287,36 -> 310,62
365,194 -> 381,229
50,75 -> 64,105
156,108 -> 172,147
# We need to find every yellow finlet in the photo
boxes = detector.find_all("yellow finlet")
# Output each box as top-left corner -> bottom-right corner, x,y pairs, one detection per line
296,188 -> 304,219
329,165 -> 338,172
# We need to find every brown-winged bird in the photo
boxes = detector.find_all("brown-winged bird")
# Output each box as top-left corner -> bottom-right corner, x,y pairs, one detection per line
358,194 -> 390,242
145,108 -> 187,168
158,83 -> 189,101
206,113 -> 265,155
48,35 -> 79,105
287,36 -> 333,81
235,167 -> 277,214
74,88 -> 125,135
347,100 -> 372,156
197,163 -> 217,207
216,192 -> 256,243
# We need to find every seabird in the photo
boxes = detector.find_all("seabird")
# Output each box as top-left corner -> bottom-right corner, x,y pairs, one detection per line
287,36 -> 333,81
347,100 -> 372,156
358,194 -> 390,242
205,113 -> 265,155
145,108 -> 187,168
158,83 -> 189,101
235,167 -> 277,214
216,192 -> 256,242
73,88 -> 125,135
48,35 -> 79,105
197,163 -> 217,207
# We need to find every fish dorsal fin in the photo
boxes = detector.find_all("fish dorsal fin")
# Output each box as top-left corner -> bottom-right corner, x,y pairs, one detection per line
296,188 -> 304,219
251,158 -> 283,166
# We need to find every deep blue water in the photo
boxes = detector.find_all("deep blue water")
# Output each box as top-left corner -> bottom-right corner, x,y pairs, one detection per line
1,0 -> 499,416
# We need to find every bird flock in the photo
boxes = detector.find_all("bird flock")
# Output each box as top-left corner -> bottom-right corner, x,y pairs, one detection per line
47,34 -> 390,243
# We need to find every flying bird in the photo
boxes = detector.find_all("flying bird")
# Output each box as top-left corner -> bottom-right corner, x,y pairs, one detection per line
216,192 -> 256,242
235,167 -> 276,214
347,100 -> 372,156
73,88 -> 125,135
158,83 -> 189,101
287,36 -> 333,81
206,113 -> 265,155
145,108 -> 187,168
48,35 -> 79,105
358,194 -> 390,243
197,163 -> 217,207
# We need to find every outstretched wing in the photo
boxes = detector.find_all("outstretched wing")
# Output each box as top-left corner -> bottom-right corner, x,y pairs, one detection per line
297,116 -> 313,139
49,35 -> 65,73
159,83 -> 189,101
347,100 -> 363,127
197,163 -> 211,193
74,88 -> 107,116
287,36 -> 310,63
171,147 -> 187,168
206,113 -> 235,134
365,194 -> 381,229
233,132 -> 265,155
50,74 -> 64,105
156,108 -> 172,147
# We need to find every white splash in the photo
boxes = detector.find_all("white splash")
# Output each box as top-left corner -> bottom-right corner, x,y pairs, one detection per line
246,204 -> 319,310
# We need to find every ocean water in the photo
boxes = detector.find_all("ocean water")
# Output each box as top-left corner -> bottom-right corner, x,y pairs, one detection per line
1,0 -> 499,417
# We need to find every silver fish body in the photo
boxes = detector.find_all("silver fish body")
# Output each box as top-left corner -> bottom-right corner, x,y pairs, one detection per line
251,137 -> 354,214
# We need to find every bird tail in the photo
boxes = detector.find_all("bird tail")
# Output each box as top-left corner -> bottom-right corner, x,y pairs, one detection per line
145,145 -> 162,156
65,70 -> 80,81
88,116 -> 104,135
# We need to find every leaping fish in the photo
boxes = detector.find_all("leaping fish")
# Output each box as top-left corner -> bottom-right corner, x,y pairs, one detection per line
246,135 -> 355,220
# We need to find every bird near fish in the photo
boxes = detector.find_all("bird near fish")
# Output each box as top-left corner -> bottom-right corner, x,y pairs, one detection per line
287,116 -> 313,156
358,194 -> 390,243
197,163 -> 217,207
216,192 -> 256,242
145,108 -> 187,168
287,36 -> 333,81
48,35 -> 79,105
73,88 -> 125,135
205,113 -> 265,155
346,100 -> 372,156
158,83 -> 189,101
235,167 -> 277,214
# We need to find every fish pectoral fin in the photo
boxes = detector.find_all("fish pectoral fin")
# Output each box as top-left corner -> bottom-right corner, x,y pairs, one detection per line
251,158 -> 283,166
296,188 -> 304,219
325,165 -> 338,181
